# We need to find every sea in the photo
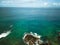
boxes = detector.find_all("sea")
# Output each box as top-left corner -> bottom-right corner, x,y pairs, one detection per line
0,7 -> 60,45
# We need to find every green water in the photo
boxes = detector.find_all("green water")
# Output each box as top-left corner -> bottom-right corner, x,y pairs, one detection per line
0,7 -> 60,45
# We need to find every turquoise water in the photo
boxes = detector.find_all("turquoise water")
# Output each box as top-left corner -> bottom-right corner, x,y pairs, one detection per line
0,7 -> 60,45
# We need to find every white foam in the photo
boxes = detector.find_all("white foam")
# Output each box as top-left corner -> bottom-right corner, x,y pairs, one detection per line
10,25 -> 13,28
31,32 -> 41,38
0,31 -> 11,39
23,33 -> 27,40
23,32 -> 41,39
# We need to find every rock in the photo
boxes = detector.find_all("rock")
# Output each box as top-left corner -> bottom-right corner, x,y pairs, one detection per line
23,32 -> 43,45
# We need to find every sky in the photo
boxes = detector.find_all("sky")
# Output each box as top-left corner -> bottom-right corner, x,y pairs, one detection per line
0,0 -> 60,7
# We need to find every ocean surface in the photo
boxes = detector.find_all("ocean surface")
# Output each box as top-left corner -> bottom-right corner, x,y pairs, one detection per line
0,7 -> 60,45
